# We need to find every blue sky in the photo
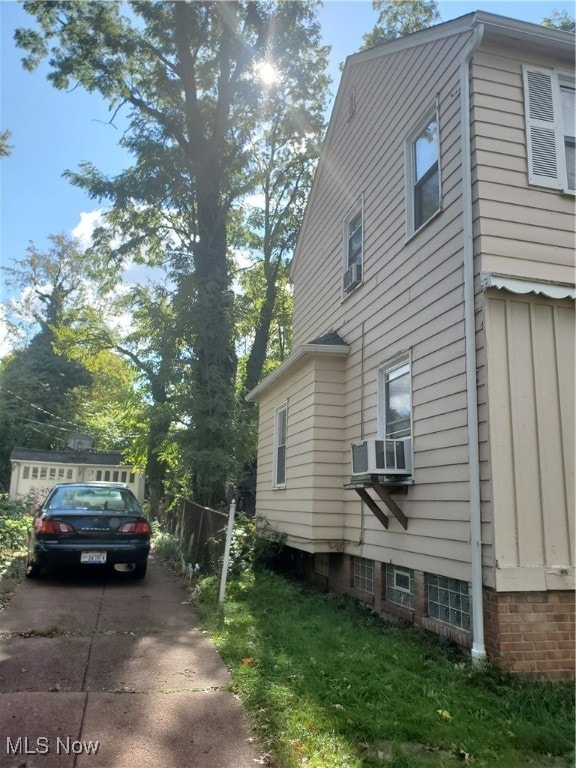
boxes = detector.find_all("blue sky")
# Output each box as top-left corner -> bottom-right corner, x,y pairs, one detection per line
0,0 -> 573,302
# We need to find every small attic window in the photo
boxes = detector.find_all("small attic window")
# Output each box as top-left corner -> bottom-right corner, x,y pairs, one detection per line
348,87 -> 356,120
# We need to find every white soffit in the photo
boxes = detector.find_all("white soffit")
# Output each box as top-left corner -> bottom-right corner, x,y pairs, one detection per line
481,273 -> 576,300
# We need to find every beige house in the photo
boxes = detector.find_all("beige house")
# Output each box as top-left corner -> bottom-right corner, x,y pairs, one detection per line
247,12 -> 575,678
10,448 -> 146,504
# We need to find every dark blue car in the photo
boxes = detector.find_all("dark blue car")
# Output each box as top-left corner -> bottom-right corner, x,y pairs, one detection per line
26,482 -> 151,580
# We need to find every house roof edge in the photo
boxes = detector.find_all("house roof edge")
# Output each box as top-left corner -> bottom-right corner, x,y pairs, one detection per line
246,340 -> 350,403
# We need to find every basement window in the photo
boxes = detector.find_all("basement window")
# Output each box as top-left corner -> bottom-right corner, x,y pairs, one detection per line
353,556 -> 374,594
386,564 -> 414,608
428,574 -> 470,630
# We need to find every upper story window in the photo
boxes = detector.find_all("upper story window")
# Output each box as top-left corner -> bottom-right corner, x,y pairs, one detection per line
273,403 -> 287,488
406,108 -> 440,234
342,201 -> 363,296
523,66 -> 575,194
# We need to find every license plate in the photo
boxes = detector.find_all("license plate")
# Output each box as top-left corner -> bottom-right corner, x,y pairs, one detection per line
81,551 -> 107,564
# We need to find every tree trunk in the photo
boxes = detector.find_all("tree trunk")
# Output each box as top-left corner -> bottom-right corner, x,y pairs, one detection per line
184,179 -> 237,509
244,261 -> 280,394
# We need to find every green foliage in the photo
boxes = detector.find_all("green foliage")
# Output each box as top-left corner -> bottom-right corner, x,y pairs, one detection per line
0,129 -> 12,158
209,514 -> 287,579
0,233 -> 141,489
0,339 -> 91,490
0,495 -> 30,551
362,0 -> 440,49
15,1 -> 331,506
0,494 -> 32,577
541,10 -> 575,32
196,570 -> 575,768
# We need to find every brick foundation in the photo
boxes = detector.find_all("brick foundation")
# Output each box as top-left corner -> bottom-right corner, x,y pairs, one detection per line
483,589 -> 575,680
305,549 -> 576,679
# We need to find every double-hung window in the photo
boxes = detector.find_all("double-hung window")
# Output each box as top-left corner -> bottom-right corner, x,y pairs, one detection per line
273,403 -> 287,488
378,355 -> 413,474
342,202 -> 363,296
380,357 -> 412,440
523,66 -> 575,193
406,107 -> 441,234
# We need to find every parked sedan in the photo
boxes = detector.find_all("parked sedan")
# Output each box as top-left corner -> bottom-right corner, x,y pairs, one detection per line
26,482 -> 151,580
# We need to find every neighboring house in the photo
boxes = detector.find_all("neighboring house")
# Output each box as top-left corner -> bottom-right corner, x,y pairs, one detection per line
247,12 -> 575,679
10,448 -> 146,504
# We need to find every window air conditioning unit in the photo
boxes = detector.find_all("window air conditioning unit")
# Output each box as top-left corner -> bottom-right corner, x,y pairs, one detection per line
343,262 -> 362,294
351,437 -> 412,476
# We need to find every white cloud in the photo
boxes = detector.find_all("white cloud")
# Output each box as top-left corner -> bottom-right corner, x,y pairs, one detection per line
71,209 -> 105,248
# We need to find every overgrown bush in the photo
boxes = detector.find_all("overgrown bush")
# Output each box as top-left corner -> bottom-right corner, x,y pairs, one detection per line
0,494 -> 32,578
153,513 -> 287,586
217,514 -> 287,579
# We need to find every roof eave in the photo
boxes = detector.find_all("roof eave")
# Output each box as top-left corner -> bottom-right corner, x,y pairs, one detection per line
245,343 -> 350,403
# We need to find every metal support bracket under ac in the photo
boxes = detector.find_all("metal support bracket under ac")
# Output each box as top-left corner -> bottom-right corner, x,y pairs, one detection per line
344,479 -> 409,530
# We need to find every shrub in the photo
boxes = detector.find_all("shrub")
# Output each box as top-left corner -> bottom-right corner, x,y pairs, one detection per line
0,494 -> 33,579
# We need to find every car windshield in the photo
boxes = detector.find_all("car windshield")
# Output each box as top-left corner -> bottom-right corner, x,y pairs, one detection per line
46,486 -> 140,513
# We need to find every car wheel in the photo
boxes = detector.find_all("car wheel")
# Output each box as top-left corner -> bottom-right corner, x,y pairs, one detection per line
133,562 -> 147,580
25,560 -> 42,579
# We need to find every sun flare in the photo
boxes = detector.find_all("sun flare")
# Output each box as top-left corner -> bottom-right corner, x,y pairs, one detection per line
254,60 -> 281,86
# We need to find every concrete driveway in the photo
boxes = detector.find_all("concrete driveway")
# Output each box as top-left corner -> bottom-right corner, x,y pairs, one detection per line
0,555 -> 263,768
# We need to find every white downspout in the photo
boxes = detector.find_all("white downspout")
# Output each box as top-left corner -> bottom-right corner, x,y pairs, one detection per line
460,22 -> 486,662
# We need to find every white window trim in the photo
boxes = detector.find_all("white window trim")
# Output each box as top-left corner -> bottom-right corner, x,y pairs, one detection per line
377,351 -> 413,441
404,101 -> 442,239
341,197 -> 364,299
393,567 -> 412,594
272,402 -> 287,489
523,65 -> 575,195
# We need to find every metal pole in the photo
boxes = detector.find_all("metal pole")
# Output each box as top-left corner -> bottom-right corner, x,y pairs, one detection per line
218,499 -> 236,604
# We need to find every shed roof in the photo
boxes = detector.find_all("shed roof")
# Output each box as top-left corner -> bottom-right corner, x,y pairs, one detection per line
10,448 -> 130,466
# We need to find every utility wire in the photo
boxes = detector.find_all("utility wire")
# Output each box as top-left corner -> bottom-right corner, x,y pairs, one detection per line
0,386 -> 85,431
0,408 -> 76,434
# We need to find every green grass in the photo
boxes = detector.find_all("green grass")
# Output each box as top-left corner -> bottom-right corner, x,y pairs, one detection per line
193,570 -> 574,768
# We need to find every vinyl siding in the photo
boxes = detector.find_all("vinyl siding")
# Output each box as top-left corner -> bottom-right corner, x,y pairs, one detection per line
255,354 -> 347,549
285,29 -> 479,581
471,42 -> 575,284
254,23 -> 574,593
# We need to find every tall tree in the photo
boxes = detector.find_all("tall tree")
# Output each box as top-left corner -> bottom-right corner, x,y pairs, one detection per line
362,0 -> 440,49
57,279 -> 185,515
0,235 -> 94,489
16,0 -> 327,508
236,55 -> 328,396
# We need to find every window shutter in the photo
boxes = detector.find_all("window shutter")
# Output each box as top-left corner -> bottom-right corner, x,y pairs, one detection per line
523,66 -> 563,189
